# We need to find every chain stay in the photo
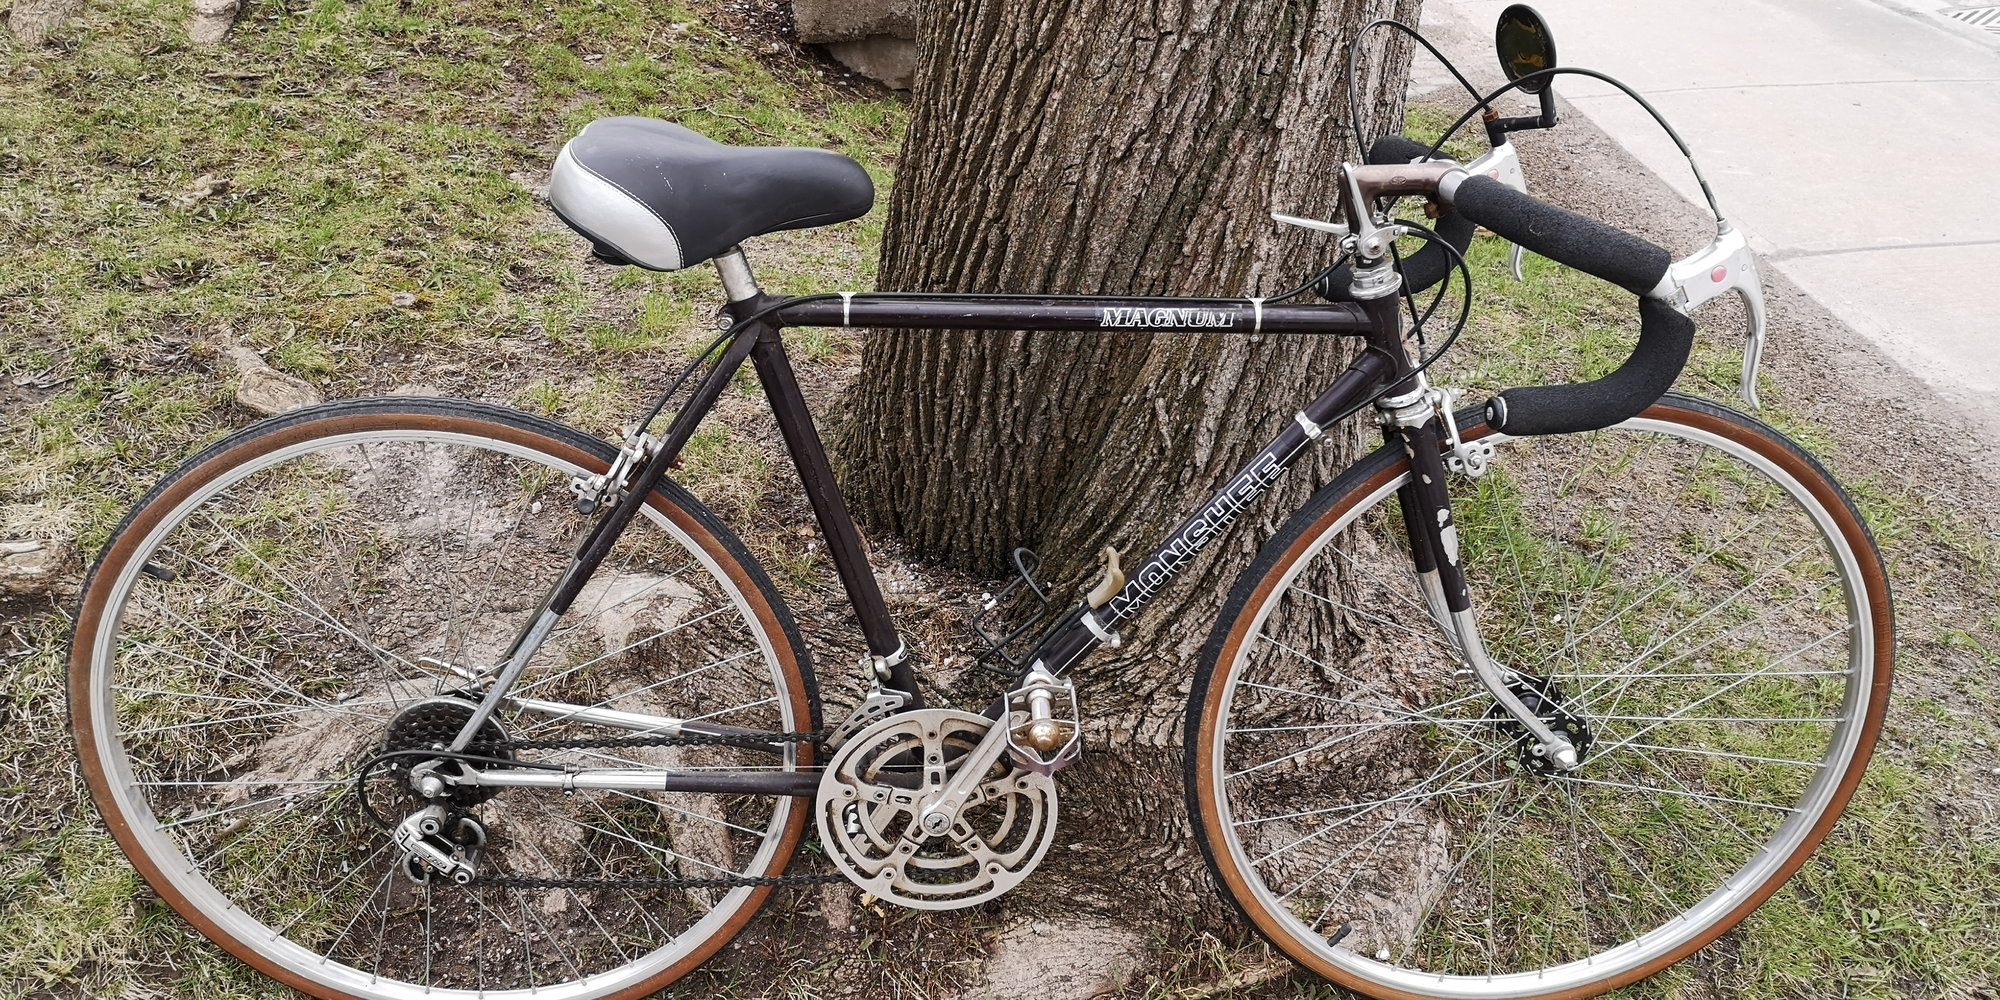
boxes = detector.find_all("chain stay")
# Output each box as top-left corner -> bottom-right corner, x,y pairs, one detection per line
473,871 -> 847,890
430,728 -> 836,891
479,728 -> 823,754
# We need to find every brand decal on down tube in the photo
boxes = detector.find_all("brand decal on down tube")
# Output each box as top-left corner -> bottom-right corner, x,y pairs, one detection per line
1108,452 -> 1284,618
1098,307 -> 1239,329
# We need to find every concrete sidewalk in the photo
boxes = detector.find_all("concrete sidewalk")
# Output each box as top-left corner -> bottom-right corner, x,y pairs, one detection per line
1413,0 -> 2000,430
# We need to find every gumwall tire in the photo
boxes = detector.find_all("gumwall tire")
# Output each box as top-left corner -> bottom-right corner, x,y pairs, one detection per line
68,397 -> 821,1000
1184,393 -> 1892,1000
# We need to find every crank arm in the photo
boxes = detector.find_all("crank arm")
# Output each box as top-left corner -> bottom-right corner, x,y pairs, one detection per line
908,700 -> 1020,838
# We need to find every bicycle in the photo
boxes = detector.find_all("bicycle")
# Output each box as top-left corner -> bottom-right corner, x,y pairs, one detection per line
66,7 -> 1891,999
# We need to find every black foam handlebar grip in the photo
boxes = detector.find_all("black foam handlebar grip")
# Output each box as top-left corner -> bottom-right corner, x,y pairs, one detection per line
1313,136 -> 1475,302
1450,175 -> 1670,296
1486,296 -> 1696,436
1449,176 -> 1688,436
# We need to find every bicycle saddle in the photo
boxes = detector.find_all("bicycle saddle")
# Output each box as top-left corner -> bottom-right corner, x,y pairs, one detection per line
547,116 -> 874,272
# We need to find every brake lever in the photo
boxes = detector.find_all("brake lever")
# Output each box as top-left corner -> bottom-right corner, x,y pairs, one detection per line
1270,212 -> 1349,238
1659,222 -> 1767,408
1462,141 -> 1530,280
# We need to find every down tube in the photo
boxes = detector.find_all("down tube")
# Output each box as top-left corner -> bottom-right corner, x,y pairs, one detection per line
1094,350 -> 1395,636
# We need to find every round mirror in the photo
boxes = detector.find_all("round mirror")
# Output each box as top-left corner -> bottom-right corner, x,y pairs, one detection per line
1495,4 -> 1557,94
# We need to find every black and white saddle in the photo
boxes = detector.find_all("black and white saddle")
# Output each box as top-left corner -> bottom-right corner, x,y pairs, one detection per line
547,116 -> 875,271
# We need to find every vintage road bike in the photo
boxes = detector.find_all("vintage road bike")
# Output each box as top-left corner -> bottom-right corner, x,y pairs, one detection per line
67,9 -> 1892,1000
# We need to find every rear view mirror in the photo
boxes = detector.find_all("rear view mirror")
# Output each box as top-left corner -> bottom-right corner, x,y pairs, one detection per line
1495,4 -> 1557,94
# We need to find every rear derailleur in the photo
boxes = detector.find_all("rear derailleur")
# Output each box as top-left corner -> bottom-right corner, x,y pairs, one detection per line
392,800 -> 487,885
367,694 -> 512,885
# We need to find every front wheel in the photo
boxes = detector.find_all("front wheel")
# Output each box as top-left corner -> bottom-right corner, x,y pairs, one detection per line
1186,393 -> 1892,999
68,397 -> 820,1000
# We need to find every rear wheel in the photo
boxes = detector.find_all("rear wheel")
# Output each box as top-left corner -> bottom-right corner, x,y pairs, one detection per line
1186,394 -> 1892,999
69,398 -> 819,1000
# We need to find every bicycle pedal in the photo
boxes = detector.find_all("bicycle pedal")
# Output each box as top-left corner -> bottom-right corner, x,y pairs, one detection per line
1005,664 -> 1082,774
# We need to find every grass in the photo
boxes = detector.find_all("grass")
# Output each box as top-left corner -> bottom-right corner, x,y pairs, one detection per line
0,0 -> 900,995
0,0 -> 899,551
1,7 -> 1995,999
1365,196 -> 2000,999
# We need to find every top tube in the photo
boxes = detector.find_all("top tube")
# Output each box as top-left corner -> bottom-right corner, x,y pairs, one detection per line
774,292 -> 1375,337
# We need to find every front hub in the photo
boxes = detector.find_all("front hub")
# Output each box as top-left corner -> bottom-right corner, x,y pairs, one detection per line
1487,674 -> 1593,775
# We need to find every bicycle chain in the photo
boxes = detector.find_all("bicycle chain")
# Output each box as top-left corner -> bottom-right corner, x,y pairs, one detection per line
480,728 -> 825,755
445,728 -> 852,891
473,870 -> 850,889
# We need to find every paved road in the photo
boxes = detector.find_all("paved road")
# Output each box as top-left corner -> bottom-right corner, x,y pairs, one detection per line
1416,0 -> 2000,427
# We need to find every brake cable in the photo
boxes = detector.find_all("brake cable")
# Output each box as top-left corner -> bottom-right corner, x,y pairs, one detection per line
1419,66 -> 1725,225
1345,18 -> 1485,153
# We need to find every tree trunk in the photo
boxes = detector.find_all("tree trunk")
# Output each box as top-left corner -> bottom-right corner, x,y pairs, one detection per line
837,0 -> 1421,932
7,0 -> 83,45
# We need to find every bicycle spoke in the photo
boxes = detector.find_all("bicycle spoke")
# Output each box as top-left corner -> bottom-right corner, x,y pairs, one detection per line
1199,405 -> 1883,993
79,410 -> 813,996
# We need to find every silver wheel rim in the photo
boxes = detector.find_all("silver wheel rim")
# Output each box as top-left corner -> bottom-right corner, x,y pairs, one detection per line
83,423 -> 803,1000
1208,413 -> 1876,998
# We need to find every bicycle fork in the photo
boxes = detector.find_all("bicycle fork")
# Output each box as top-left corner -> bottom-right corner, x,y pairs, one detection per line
1378,384 -> 1582,772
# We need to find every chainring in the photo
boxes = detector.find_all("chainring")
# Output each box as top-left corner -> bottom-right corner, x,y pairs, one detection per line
815,708 -> 1057,910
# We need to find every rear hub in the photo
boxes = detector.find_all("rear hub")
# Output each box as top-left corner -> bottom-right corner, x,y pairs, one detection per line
381,695 -> 513,807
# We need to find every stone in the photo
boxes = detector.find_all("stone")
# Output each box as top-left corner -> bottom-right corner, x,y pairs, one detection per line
967,916 -> 1147,1000
824,36 -> 918,91
226,346 -> 323,416
188,0 -> 240,44
792,0 -> 916,44
0,539 -> 76,598
173,173 -> 230,208
817,882 -> 856,933
792,0 -> 920,90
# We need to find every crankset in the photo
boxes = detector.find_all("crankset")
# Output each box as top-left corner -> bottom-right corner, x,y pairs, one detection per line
815,708 -> 1057,910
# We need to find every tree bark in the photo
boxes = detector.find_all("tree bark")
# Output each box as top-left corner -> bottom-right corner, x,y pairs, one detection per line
7,0 -> 83,45
837,0 -> 1421,929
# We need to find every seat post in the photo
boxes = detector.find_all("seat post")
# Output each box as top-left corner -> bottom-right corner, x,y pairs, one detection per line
713,247 -> 762,302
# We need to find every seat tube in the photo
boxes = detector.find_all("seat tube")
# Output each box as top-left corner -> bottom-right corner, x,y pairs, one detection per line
747,318 -> 915,696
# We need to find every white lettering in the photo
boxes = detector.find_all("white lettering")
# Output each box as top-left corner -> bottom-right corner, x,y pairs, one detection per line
1098,306 -> 1239,329
1109,452 -> 1286,614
